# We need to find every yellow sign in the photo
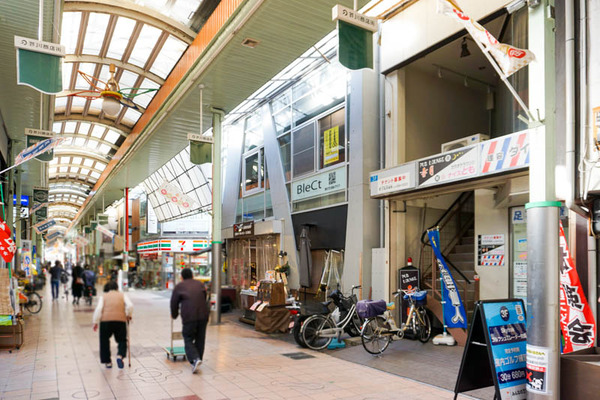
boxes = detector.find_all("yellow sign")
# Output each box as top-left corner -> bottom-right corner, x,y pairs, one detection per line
324,126 -> 340,166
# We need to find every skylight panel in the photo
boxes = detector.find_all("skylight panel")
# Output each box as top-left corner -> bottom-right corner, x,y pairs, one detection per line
64,121 -> 77,133
95,162 -> 107,171
150,35 -> 187,79
128,24 -> 161,68
106,16 -> 137,60
78,123 -> 91,135
71,96 -> 87,109
59,157 -> 68,164
62,62 -> 73,89
59,166 -> 68,173
82,13 -> 110,55
168,0 -> 201,25
135,78 -> 160,108
90,171 -> 101,179
74,137 -> 86,147
83,159 -> 94,167
80,168 -> 90,176
91,124 -> 105,138
61,12 -> 81,54
50,167 -> 57,174
86,140 -> 99,150
119,70 -> 139,91
105,130 -> 120,144
55,97 -> 68,110
72,157 -> 83,165
98,144 -> 111,154
75,63 -> 96,89
122,108 -> 142,124
50,158 -> 58,165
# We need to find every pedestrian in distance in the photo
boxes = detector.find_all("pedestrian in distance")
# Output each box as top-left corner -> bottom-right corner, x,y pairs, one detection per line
49,261 -> 63,300
72,263 -> 84,304
92,281 -> 133,369
170,268 -> 209,373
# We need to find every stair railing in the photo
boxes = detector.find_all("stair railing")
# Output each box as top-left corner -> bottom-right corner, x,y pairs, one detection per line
419,191 -> 474,306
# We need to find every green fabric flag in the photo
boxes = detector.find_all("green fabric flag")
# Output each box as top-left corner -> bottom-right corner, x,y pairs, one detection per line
26,135 -> 53,162
338,20 -> 373,70
190,140 -> 212,165
17,49 -> 62,94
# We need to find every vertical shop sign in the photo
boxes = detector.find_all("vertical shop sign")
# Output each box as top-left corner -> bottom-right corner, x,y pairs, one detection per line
558,222 -> 596,353
332,5 -> 377,70
32,186 -> 49,221
478,234 -> 505,266
324,126 -> 339,166
25,129 -> 55,162
455,300 -> 527,400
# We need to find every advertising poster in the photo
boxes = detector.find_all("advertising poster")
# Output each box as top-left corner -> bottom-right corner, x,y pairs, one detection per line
482,301 -> 527,399
323,125 -> 339,166
418,145 -> 478,187
370,162 -> 416,197
526,345 -> 549,394
478,234 -> 506,266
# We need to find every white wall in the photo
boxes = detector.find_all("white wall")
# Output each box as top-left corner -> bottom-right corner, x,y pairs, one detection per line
405,66 -> 489,160
474,188 -> 509,299
380,0 -> 513,71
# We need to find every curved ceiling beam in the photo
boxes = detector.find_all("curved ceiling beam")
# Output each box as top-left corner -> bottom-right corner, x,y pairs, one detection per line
64,0 -> 195,44
49,187 -> 89,197
52,149 -> 111,164
54,114 -> 131,136
61,56 -> 165,87
58,134 -> 119,151
50,165 -> 105,178
48,201 -> 86,209
50,177 -> 96,188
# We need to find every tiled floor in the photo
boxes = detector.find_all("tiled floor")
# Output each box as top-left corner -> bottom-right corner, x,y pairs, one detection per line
1,286 -> 479,400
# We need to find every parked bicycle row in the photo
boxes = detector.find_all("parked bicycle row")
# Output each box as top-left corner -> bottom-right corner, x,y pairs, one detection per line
288,285 -> 432,355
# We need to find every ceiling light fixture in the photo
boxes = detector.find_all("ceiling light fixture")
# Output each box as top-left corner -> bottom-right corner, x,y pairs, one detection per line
101,64 -> 123,117
460,37 -> 471,58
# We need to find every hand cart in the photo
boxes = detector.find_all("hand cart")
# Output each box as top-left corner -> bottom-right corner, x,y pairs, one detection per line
164,319 -> 186,361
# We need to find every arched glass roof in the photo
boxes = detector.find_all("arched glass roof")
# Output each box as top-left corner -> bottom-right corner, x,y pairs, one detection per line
52,0 -> 203,224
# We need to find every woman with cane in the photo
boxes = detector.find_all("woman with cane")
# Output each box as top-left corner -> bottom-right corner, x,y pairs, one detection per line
92,281 -> 133,369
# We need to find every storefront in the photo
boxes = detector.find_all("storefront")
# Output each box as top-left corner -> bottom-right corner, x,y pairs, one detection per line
137,238 -> 210,288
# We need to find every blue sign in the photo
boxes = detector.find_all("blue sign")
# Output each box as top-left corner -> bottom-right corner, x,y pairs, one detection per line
12,195 -> 29,206
428,229 -> 467,328
35,219 -> 56,233
46,231 -> 62,240
482,301 -> 527,399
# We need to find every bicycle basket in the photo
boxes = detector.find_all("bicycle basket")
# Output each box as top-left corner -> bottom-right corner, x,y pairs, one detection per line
404,290 -> 428,306
356,300 -> 387,319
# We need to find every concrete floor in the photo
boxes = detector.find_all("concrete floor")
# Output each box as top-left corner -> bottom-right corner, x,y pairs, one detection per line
0,285 -> 481,400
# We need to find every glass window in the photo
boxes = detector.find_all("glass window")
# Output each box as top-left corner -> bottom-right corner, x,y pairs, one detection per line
62,63 -> 73,90
260,148 -> 265,189
318,108 -> 346,169
151,36 -> 187,79
106,17 -> 137,60
273,106 -> 291,135
244,112 -> 263,152
61,12 -> 81,54
129,24 -> 162,68
292,123 -> 315,177
243,192 -> 265,221
244,152 -> 259,193
82,13 -> 110,55
278,133 -> 291,182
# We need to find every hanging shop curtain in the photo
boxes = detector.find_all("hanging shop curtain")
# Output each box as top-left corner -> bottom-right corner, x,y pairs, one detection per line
298,226 -> 312,288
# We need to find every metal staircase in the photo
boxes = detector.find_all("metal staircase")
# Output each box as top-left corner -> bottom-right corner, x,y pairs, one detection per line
419,191 -> 476,346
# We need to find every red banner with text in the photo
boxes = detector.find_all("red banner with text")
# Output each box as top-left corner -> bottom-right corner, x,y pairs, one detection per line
559,222 -> 596,353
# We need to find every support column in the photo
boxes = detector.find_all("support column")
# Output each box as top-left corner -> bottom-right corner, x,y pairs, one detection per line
122,188 -> 129,291
210,108 -> 224,325
15,170 -> 22,272
527,1 -> 559,399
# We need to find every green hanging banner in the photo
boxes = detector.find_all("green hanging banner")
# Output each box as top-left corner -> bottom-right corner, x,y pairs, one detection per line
14,36 -> 64,95
188,133 -> 213,165
25,129 -> 55,162
332,5 -> 377,70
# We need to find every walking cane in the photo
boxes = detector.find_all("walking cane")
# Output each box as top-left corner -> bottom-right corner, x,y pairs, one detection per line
127,319 -> 131,368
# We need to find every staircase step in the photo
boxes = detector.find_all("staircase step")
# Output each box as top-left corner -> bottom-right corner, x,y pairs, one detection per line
461,237 -> 474,245
448,253 -> 473,262
454,244 -> 474,253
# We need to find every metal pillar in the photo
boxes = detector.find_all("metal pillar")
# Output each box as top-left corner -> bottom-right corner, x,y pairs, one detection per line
210,108 -> 224,325
15,170 -> 22,271
527,1 -> 559,398
122,188 -> 129,291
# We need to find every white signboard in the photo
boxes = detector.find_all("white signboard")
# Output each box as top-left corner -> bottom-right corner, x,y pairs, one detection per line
480,234 -> 505,246
14,36 -> 65,56
370,162 -> 416,197
291,166 -> 346,202
25,128 -> 55,138
332,5 -> 378,32
417,145 -> 479,187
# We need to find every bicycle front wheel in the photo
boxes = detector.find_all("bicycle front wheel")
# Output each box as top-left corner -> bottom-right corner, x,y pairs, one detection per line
301,315 -> 334,350
25,292 -> 42,314
361,316 -> 392,355
416,308 -> 432,343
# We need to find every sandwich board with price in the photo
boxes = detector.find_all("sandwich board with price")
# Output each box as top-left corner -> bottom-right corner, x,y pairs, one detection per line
454,299 -> 527,399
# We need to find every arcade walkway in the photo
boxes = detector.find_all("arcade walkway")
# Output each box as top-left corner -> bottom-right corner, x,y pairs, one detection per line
0,287 -> 476,400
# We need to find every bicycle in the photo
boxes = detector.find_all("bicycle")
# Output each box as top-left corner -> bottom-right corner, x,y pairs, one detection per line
18,286 -> 43,314
300,285 -> 363,350
360,289 -> 432,355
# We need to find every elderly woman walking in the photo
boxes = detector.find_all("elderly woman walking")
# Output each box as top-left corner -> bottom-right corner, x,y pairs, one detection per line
92,281 -> 133,368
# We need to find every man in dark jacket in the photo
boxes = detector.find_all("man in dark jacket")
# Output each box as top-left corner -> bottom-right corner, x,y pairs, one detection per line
170,268 -> 209,373
49,261 -> 63,300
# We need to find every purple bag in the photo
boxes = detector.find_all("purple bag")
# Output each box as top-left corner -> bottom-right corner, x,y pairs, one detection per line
356,300 -> 387,319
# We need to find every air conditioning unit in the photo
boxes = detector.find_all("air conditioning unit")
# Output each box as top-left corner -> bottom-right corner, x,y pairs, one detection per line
441,133 -> 490,153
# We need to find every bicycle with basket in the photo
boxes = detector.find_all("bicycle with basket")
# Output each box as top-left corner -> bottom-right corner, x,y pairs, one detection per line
358,288 -> 432,355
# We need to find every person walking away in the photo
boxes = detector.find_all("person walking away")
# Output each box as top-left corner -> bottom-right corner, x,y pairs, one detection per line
72,263 -> 84,304
92,281 -> 133,368
82,265 -> 96,300
170,268 -> 209,373
49,261 -> 63,300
